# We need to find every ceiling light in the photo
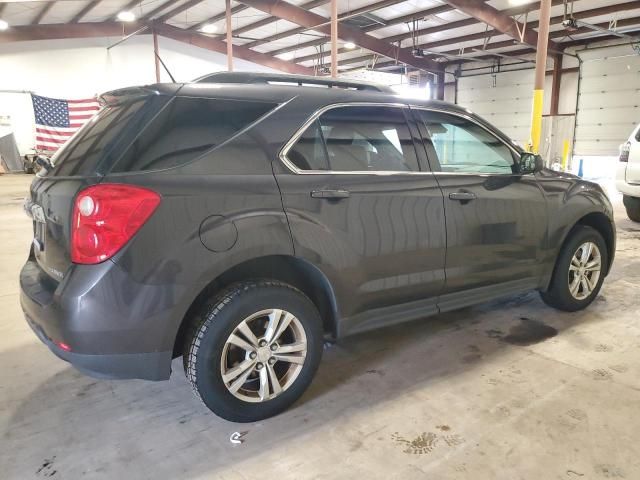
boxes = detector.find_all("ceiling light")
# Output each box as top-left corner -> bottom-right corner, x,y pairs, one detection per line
0,19 -> 8,31
117,11 -> 136,22
200,23 -> 218,34
279,52 -> 295,61
344,41 -> 356,49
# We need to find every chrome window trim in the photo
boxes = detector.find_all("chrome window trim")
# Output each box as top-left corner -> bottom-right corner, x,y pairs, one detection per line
279,102 -> 429,176
278,102 -> 526,176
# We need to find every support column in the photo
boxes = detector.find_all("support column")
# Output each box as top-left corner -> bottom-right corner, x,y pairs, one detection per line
550,54 -> 563,116
330,0 -> 338,78
529,0 -> 552,153
226,0 -> 233,72
436,71 -> 445,101
153,28 -> 161,83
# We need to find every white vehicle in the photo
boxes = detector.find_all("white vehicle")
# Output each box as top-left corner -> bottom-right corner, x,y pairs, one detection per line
617,124 -> 640,222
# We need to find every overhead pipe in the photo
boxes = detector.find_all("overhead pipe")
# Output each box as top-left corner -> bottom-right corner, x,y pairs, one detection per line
330,0 -> 337,78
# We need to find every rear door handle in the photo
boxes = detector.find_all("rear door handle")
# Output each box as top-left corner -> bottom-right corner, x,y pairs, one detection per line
311,189 -> 350,199
449,191 -> 476,202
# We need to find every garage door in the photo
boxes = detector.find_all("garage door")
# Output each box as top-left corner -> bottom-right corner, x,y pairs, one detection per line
574,45 -> 640,156
457,69 -> 535,146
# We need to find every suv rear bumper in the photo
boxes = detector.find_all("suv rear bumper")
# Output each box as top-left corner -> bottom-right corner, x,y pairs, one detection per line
20,259 -> 173,381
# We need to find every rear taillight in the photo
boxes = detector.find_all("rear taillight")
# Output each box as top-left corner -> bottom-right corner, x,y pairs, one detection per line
620,142 -> 631,162
71,184 -> 161,264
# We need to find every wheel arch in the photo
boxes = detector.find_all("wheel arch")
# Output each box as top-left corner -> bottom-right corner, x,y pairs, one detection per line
544,211 -> 615,291
172,255 -> 339,357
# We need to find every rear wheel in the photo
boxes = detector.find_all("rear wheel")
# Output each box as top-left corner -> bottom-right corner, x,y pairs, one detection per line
623,195 -> 640,222
183,281 -> 323,422
540,226 -> 608,312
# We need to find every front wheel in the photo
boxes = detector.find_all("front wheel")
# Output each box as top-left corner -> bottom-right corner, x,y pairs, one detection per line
183,281 -> 323,422
623,195 -> 640,222
540,225 -> 608,312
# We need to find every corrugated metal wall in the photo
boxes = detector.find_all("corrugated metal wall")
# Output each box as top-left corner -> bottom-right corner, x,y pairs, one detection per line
574,45 -> 640,156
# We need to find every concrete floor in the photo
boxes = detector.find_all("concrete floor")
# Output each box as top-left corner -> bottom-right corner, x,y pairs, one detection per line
1,173 -> 639,480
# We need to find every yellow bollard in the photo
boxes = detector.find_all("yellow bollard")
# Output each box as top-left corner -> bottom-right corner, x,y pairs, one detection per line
561,139 -> 570,171
529,89 -> 544,154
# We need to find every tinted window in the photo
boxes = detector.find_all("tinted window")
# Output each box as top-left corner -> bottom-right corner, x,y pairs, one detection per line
287,106 -> 419,172
417,111 -> 516,174
51,99 -> 146,176
112,97 -> 276,172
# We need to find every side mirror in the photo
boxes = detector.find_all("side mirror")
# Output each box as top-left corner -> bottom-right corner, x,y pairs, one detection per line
517,152 -> 543,174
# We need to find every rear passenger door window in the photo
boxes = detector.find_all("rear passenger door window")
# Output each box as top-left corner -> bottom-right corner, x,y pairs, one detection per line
415,110 -> 517,174
286,105 -> 420,172
112,97 -> 277,172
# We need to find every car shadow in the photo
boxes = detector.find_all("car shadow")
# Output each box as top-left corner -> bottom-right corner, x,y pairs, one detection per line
0,290 -> 610,479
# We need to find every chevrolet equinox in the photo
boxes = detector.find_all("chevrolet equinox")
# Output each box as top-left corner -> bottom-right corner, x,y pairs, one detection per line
21,72 -> 615,422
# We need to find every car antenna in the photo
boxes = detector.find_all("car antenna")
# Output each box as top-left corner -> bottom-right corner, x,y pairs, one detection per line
154,51 -> 176,83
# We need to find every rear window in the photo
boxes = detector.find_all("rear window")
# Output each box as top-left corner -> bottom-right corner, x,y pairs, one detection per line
50,99 -> 146,176
111,97 -> 277,172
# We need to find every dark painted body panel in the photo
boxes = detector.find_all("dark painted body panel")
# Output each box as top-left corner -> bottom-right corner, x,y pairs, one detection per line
19,81 -> 616,380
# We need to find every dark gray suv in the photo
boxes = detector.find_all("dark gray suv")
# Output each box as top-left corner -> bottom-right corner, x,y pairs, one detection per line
20,72 -> 615,422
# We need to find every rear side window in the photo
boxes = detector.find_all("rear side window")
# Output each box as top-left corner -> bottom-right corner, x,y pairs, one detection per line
112,97 -> 277,172
51,99 -> 146,176
286,105 -> 419,172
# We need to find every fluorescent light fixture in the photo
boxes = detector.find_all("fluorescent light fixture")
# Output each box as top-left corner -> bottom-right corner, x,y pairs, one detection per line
200,23 -> 218,34
0,19 -> 8,31
117,11 -> 136,22
344,41 -> 356,49
279,52 -> 295,61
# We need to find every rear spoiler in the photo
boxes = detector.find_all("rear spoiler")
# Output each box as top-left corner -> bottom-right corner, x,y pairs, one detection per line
98,86 -> 170,106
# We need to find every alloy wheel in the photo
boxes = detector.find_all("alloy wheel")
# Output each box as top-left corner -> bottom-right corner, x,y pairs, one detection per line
220,309 -> 307,403
568,241 -> 602,301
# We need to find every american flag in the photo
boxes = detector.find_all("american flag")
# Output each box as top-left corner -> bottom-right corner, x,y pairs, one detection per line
31,94 -> 100,152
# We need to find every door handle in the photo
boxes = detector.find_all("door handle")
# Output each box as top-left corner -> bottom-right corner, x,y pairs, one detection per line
449,191 -> 476,202
311,189 -> 350,199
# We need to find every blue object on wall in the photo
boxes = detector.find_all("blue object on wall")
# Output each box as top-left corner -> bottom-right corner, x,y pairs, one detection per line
578,158 -> 584,178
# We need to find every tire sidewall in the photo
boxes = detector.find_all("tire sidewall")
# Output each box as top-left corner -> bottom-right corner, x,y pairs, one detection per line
192,283 -> 323,422
549,226 -> 608,311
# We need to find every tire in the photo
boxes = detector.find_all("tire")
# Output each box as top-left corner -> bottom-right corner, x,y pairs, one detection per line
183,281 -> 323,422
540,225 -> 608,312
623,195 -> 640,222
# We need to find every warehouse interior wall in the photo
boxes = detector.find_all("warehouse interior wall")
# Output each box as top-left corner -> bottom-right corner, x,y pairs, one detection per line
450,39 -> 639,180
0,35 -> 276,155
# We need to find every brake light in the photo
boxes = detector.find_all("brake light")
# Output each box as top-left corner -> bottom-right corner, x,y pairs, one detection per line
71,184 -> 160,264
620,142 -> 630,162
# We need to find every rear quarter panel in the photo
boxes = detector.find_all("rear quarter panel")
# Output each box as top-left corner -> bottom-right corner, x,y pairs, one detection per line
105,133 -> 293,353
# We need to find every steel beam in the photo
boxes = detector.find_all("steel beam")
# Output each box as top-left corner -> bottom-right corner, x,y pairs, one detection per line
31,1 -> 55,25
338,4 -> 640,69
70,0 -> 102,23
236,0 -> 443,73
189,5 -> 248,31
226,0 -> 328,43
243,0 -> 395,49
155,0 -> 206,23
266,3 -> 456,57
442,0 -> 558,50
155,23 -> 315,75
141,0 -> 182,21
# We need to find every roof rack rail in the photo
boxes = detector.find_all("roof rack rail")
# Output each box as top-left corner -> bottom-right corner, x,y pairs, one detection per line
192,72 -> 393,93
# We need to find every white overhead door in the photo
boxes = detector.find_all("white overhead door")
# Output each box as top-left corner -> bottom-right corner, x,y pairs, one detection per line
574,45 -> 640,156
457,69 -> 535,146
